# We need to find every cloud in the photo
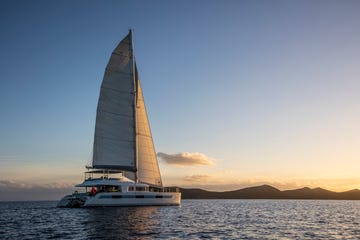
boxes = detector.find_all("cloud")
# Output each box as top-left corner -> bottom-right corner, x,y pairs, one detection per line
157,152 -> 216,167
0,180 -> 74,190
183,175 -> 213,183
0,180 -> 76,201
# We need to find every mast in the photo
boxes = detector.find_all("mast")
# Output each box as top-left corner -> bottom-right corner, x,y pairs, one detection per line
130,29 -> 138,183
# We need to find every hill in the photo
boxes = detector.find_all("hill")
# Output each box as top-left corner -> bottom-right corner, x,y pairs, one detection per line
180,185 -> 360,200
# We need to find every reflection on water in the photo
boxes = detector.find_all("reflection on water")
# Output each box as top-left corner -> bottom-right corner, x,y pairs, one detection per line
83,207 -> 162,239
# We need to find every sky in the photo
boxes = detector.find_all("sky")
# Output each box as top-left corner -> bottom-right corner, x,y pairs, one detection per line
1,0 -> 360,200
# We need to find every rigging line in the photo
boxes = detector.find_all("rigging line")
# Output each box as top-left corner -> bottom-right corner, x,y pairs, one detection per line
130,29 -> 138,183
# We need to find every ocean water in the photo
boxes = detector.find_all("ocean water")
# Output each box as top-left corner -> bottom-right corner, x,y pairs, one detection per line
1,200 -> 360,239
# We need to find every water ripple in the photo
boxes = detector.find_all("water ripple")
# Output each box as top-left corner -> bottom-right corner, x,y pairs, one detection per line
1,200 -> 360,239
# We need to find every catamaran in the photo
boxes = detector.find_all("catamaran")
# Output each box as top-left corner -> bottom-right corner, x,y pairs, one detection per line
57,30 -> 181,207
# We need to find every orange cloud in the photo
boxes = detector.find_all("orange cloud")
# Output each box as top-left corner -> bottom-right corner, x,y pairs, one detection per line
157,152 -> 216,167
183,174 -> 213,183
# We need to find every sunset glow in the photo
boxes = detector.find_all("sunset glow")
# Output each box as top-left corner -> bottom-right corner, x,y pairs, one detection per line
1,0 -> 360,200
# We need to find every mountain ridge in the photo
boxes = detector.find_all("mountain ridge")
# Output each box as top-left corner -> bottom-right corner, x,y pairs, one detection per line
180,185 -> 360,200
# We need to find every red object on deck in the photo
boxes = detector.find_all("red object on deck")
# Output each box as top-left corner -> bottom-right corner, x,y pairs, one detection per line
90,187 -> 97,196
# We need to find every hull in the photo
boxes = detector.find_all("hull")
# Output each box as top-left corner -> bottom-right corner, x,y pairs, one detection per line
57,193 -> 88,208
58,176 -> 181,208
84,192 -> 181,207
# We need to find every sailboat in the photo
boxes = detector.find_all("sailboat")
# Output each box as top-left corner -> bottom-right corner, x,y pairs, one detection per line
57,30 -> 181,207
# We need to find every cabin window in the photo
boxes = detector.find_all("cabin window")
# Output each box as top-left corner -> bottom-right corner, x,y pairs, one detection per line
128,186 -> 148,191
109,186 -> 120,192
135,187 -> 146,191
98,186 -> 120,192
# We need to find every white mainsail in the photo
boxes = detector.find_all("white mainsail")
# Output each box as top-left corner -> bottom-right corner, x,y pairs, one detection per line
92,30 -> 162,186
92,32 -> 136,171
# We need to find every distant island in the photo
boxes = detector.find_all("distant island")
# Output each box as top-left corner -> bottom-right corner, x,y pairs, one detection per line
180,185 -> 360,200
